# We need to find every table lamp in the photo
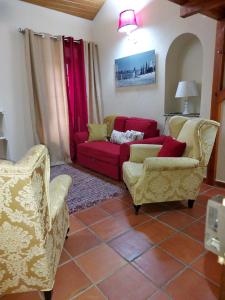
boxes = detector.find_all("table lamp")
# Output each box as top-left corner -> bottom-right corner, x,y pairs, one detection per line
175,80 -> 199,115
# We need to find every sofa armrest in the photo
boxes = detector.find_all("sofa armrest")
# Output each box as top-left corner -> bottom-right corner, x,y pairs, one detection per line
130,144 -> 162,163
74,131 -> 89,145
144,157 -> 200,171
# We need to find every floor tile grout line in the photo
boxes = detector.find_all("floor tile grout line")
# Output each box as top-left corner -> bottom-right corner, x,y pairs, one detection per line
108,239 -> 153,264
58,257 -> 72,268
82,215 -> 113,228
68,226 -> 187,300
62,245 -> 74,258
69,283 -> 95,299
156,207 -> 197,221
132,259 -> 186,293
73,255 -> 129,291
159,245 -> 221,290
161,265 -> 189,292
105,228 -> 180,267
66,202 -> 207,276
106,216 -> 180,258
175,229 -> 205,246
68,227 -> 88,236
188,266 -> 221,287
70,284 -> 108,300
157,243 -> 206,268
105,218 -> 155,244
151,214 -> 206,247
148,288 -> 173,300
64,190 -> 214,299
99,198 -> 131,215
76,204 -> 111,216
89,221 -> 132,244
68,242 -> 105,260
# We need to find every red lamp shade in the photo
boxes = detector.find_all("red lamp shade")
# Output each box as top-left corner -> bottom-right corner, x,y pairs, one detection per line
118,9 -> 138,33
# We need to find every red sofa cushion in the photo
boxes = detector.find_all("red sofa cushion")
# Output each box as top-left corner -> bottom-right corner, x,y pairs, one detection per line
158,137 -> 186,157
114,116 -> 129,132
125,118 -> 157,138
78,141 -> 120,165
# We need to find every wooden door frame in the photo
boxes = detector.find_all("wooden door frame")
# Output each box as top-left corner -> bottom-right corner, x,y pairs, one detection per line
207,20 -> 225,186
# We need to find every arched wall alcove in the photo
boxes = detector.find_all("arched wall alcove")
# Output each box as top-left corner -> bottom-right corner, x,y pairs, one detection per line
165,33 -> 203,114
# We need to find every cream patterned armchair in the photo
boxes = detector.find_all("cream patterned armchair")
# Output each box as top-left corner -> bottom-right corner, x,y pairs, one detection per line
0,145 -> 72,300
123,116 -> 220,214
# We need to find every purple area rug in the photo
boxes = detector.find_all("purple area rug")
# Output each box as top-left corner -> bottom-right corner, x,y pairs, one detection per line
50,164 -> 126,214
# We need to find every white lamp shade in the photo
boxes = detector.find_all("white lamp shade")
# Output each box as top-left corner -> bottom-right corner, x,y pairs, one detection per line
175,81 -> 199,98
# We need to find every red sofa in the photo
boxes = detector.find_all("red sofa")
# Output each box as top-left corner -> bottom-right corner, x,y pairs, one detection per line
74,116 -> 165,180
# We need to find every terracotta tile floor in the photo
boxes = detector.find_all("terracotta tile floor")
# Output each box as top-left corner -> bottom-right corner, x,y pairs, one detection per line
1,183 -> 224,300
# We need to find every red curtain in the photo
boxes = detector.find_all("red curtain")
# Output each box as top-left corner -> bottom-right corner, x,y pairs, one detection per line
63,37 -> 88,161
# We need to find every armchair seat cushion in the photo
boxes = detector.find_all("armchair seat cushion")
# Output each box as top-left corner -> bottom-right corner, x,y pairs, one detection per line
78,141 -> 120,165
123,161 -> 143,186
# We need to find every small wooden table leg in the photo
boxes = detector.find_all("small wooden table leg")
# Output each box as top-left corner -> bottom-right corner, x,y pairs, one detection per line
220,265 -> 225,300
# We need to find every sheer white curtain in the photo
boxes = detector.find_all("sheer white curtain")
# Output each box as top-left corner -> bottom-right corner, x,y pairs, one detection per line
84,42 -> 103,124
24,29 -> 70,164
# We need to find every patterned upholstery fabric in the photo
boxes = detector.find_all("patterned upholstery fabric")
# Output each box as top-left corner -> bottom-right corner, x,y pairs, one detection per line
130,144 -> 162,163
168,116 -> 189,138
123,116 -> 220,206
0,145 -> 72,296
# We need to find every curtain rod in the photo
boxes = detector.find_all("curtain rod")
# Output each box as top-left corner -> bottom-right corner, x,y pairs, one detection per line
18,28 -> 59,40
18,28 -> 80,43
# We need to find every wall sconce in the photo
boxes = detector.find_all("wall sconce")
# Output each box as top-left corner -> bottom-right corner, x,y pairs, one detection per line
118,9 -> 138,34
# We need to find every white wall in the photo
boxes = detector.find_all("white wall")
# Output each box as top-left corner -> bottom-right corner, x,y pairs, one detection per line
0,0 -> 92,161
92,0 -> 216,132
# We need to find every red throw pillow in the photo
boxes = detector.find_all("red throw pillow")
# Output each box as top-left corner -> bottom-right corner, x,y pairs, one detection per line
158,137 -> 186,157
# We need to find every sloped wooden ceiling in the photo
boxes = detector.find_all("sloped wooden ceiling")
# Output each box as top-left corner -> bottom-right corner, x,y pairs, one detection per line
20,0 -> 105,20
168,0 -> 225,20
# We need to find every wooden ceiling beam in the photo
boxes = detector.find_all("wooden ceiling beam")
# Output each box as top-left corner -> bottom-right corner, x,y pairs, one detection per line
167,0 -> 189,4
180,0 -> 225,18
168,0 -> 225,20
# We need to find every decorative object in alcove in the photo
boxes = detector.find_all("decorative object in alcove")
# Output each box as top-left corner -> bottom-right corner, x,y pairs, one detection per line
175,80 -> 199,115
115,50 -> 156,88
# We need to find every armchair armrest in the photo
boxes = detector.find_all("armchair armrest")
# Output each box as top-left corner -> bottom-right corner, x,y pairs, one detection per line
49,174 -> 72,220
120,136 -> 166,165
130,144 -> 162,163
144,157 -> 200,171
74,131 -> 89,145
119,135 -> 166,178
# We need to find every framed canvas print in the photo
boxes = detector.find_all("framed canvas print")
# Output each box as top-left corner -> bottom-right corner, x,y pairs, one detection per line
115,50 -> 156,87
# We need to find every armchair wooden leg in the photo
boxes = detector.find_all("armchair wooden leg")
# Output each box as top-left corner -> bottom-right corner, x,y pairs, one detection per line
65,227 -> 70,240
44,290 -> 52,300
188,200 -> 195,208
133,204 -> 141,215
